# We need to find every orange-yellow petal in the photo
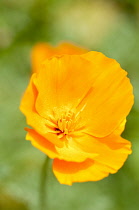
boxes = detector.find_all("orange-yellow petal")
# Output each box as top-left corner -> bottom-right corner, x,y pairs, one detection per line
26,128 -> 98,162
35,55 -> 97,118
114,118 -> 126,135
20,73 -> 47,132
31,43 -> 54,73
79,51 -> 134,137
20,74 -> 63,147
74,133 -> 131,173
31,42 -> 88,73
55,42 -> 88,55
26,128 -> 58,159
54,136 -> 98,162
53,133 -> 131,185
53,158 -> 109,185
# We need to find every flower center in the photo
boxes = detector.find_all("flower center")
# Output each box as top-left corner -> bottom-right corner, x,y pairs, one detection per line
56,111 -> 76,139
46,109 -> 85,140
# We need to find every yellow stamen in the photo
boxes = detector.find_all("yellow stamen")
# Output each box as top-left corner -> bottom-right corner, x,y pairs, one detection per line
46,108 -> 85,141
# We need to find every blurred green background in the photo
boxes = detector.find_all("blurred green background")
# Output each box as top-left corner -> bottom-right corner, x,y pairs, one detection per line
0,0 -> 139,209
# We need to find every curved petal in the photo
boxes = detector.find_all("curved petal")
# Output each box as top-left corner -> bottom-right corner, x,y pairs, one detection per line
31,43 -> 54,73
53,158 -> 109,185
20,74 -> 63,147
20,73 -> 47,133
31,42 -> 88,73
35,55 -> 98,118
79,51 -> 134,137
114,118 -> 126,135
26,128 -> 58,159
74,133 -> 131,173
54,136 -> 98,162
53,132 -> 131,185
26,128 -> 98,162
55,42 -> 88,55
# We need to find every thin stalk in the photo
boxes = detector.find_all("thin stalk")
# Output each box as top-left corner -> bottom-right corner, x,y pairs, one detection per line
39,155 -> 50,210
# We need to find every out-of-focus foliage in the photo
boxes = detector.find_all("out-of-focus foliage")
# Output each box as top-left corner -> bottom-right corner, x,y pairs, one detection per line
0,0 -> 139,210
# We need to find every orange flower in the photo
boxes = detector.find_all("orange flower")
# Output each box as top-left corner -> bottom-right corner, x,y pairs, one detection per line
20,43 -> 134,185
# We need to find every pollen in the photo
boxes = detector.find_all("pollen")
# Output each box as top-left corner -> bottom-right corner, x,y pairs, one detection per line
46,109 -> 85,140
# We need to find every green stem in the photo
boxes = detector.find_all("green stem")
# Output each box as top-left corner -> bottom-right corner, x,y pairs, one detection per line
39,155 -> 50,210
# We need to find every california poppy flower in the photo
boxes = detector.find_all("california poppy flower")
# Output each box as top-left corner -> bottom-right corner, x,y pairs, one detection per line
20,42 -> 134,185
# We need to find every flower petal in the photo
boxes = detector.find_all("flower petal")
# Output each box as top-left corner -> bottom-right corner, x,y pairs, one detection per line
31,43 -> 54,73
53,132 -> 131,185
55,42 -> 88,55
79,51 -> 134,137
53,158 -> 109,185
26,128 -> 59,158
74,133 -> 131,173
114,118 -> 126,135
26,128 -> 98,162
31,42 -> 88,73
20,73 -> 47,132
35,55 -> 98,118
20,74 -> 63,147
54,136 -> 98,162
